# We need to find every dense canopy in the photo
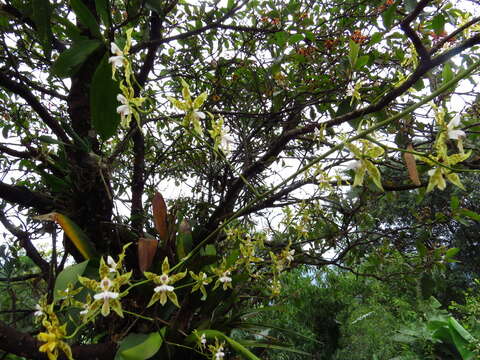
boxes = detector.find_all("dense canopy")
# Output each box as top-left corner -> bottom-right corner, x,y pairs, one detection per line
0,0 -> 480,359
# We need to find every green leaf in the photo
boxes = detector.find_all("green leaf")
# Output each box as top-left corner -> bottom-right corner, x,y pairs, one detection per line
38,135 -> 69,146
413,78 -> 425,91
355,55 -> 369,70
52,39 -> 102,78
288,33 -> 304,45
447,318 -> 475,360
370,32 -> 382,45
144,0 -> 162,13
431,15 -> 446,34
458,208 -> 480,222
32,0 -> 53,58
201,244 -> 217,256
70,0 -> 103,39
238,340 -> 312,356
95,0 -> 110,27
382,4 -> 396,29
394,132 -> 409,148
55,213 -> 97,258
335,98 -> 357,121
450,195 -> 460,210
90,55 -> 121,140
445,247 -> 460,260
41,172 -> 70,193
415,239 -> 427,257
116,330 -> 165,360
52,14 -> 83,41
442,62 -> 454,84
176,226 -> 193,260
404,0 -> 417,12
448,317 -> 475,342
348,39 -> 360,68
54,260 -> 89,301
274,31 -> 288,47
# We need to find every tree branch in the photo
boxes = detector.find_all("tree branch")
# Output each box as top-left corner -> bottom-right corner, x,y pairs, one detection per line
4,70 -> 68,100
0,320 -> 116,360
130,127 -> 145,235
0,4 -> 66,52
0,72 -> 71,144
0,273 -> 41,282
0,181 -> 56,213
400,0 -> 431,61
430,16 -> 480,55
207,106 -> 304,228
130,0 -> 248,53
231,178 -> 425,218
0,144 -> 37,159
136,13 -> 161,87
291,32 -> 480,137
0,210 -> 50,276
217,24 -> 280,33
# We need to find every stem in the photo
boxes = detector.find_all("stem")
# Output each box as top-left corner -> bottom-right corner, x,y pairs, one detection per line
65,309 -> 100,339
123,310 -> 154,321
121,278 -> 151,295
174,281 -> 196,290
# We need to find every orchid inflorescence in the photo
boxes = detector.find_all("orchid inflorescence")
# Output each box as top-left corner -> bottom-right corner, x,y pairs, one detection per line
34,230 -> 295,360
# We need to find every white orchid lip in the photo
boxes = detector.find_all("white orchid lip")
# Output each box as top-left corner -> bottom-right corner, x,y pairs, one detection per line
154,284 -> 174,293
34,304 -> 44,317
219,271 -> 232,283
94,291 -> 119,300
117,104 -> 131,116
447,129 -> 465,140
116,94 -> 131,116
108,55 -> 125,68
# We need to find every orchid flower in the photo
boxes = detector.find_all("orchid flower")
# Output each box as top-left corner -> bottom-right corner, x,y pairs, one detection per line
446,115 -> 465,140
108,42 -> 125,69
144,257 -> 186,307
34,304 -> 44,317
